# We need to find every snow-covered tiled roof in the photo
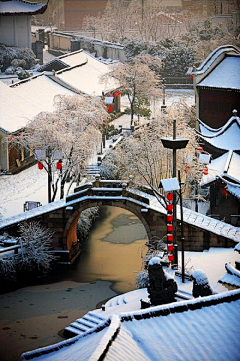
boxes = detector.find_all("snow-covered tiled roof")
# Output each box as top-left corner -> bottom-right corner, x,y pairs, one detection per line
197,55 -> 240,90
21,289 -> 240,361
197,111 -> 240,151
0,74 -> 77,132
55,50 -> 119,96
0,0 -> 49,15
201,151 -> 240,184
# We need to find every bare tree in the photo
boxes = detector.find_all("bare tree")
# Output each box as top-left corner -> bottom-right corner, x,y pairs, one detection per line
110,100 -> 206,201
102,56 -> 160,126
10,95 -> 110,202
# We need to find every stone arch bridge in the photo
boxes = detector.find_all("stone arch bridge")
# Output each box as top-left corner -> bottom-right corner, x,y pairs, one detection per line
0,178 -> 239,263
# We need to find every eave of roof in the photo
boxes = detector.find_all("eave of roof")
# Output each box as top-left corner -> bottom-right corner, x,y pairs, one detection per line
0,0 -> 49,16
197,112 -> 240,138
192,45 -> 240,76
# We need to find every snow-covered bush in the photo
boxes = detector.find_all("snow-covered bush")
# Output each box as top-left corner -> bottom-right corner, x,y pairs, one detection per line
4,66 -> 15,75
136,270 -> 149,289
16,221 -> 55,277
0,256 -> 17,289
124,39 -> 195,77
100,152 -> 120,180
16,69 -> 32,80
0,45 -> 36,71
11,58 -> 27,69
77,207 -> 99,242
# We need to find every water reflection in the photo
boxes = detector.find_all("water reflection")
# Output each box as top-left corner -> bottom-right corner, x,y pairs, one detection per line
72,206 -> 148,293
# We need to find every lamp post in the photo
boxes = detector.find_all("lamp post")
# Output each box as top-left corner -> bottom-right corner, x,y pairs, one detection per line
35,148 -> 63,203
178,169 -> 185,283
161,118 -> 189,268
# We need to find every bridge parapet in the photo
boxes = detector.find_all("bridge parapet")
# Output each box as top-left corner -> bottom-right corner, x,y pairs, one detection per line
66,183 -> 150,206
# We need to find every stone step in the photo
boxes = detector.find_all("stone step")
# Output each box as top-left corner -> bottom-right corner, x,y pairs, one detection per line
79,317 -> 99,328
64,325 -> 84,337
86,312 -> 106,323
64,312 -> 106,338
69,321 -> 91,333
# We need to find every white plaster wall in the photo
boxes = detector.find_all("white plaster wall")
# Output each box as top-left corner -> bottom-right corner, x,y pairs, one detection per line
0,15 -> 31,48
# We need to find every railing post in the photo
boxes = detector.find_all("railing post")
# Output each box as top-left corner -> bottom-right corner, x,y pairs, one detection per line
122,182 -> 127,197
128,175 -> 134,188
94,174 -> 100,188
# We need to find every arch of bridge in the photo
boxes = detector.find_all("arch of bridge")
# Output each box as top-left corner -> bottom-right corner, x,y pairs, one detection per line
63,199 -> 155,252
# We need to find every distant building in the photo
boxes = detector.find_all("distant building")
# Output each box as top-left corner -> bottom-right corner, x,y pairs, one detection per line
0,0 -> 49,48
192,45 -> 240,129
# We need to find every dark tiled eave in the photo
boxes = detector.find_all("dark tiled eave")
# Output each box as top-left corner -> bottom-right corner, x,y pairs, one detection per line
0,0 -> 49,16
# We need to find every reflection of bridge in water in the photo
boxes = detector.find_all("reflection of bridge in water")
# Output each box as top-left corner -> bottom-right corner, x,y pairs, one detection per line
1,177 -> 239,263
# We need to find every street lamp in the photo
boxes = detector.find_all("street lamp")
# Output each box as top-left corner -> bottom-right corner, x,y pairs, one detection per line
161,118 -> 189,268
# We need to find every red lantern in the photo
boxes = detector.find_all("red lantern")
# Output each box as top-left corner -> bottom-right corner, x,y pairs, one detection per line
56,161 -> 62,170
197,146 -> 203,152
167,224 -> 173,232
167,204 -> 173,212
167,214 -> 173,222
168,244 -> 174,252
108,105 -> 113,112
167,192 -> 173,201
222,188 -> 228,195
190,75 -> 194,80
203,167 -> 208,175
184,165 -> 190,174
38,162 -> 43,170
167,233 -> 173,242
168,254 -> 174,262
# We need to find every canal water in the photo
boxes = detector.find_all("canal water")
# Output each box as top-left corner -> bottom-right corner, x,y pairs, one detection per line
0,206 -> 148,361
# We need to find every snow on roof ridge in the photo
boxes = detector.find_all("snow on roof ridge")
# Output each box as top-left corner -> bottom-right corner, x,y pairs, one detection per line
89,315 -> 121,361
58,49 -> 83,59
119,288 -> 240,323
224,150 -> 233,174
10,71 -> 45,88
46,73 -> 87,96
59,48 -> 109,66
192,45 -> 240,75
56,58 -> 88,75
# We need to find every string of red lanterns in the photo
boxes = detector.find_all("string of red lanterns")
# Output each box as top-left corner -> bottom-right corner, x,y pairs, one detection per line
166,192 -> 174,263
38,161 -> 62,170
